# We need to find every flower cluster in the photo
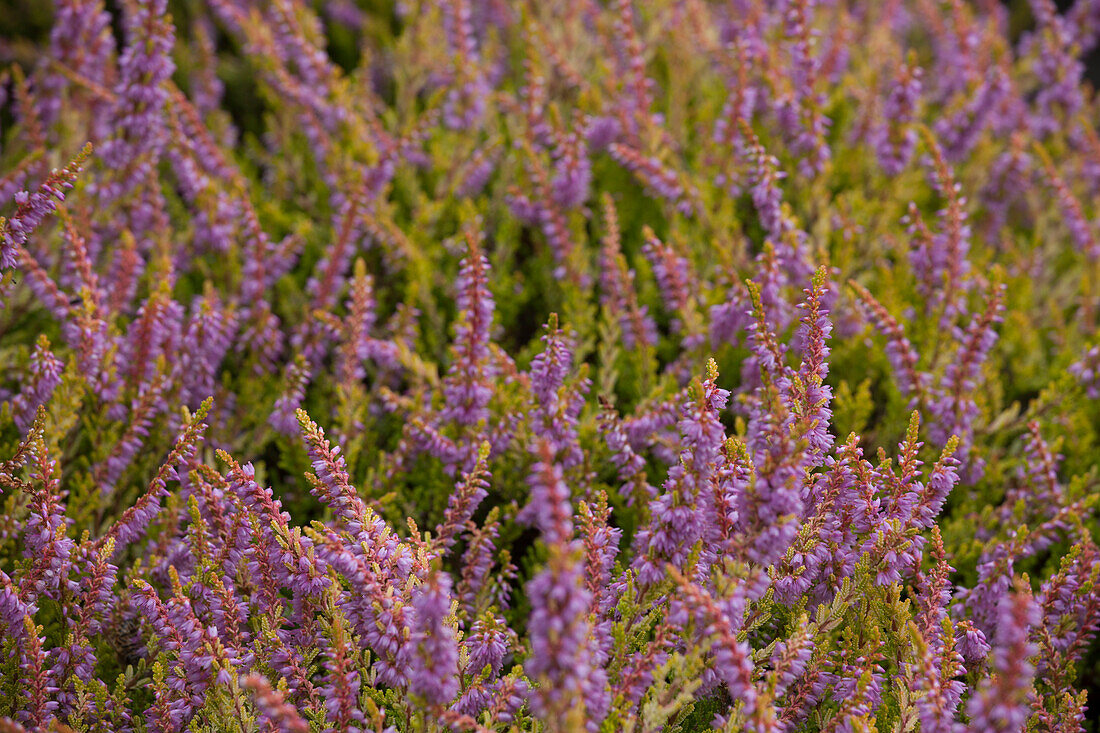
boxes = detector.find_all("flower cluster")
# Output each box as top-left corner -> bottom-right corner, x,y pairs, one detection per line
2,0 -> 1100,731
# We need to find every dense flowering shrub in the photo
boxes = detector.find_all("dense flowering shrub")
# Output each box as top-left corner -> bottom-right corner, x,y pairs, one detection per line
2,0 -> 1100,730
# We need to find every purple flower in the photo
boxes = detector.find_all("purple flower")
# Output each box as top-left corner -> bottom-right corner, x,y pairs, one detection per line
791,268 -> 834,462
1070,345 -> 1100,399
934,66 -> 1009,162
271,358 -> 311,436
744,125 -> 789,240
632,361 -> 728,584
318,615 -> 366,733
965,587 -> 1040,732
19,443 -> 74,605
520,441 -> 575,547
243,675 -> 309,733
529,316 -> 588,468
641,228 -> 692,330
407,571 -> 460,706
100,402 -> 209,552
1034,541 -> 1100,676
851,281 -> 928,403
463,617 -> 510,679
584,115 -> 620,152
873,59 -> 922,175
1,146 -> 91,269
550,134 -> 592,209
435,442 -> 491,552
598,195 -> 658,351
608,144 -> 696,216
10,336 -> 63,434
672,577 -> 756,716
1036,147 -> 1099,260
178,295 -> 237,409
524,548 -> 609,730
96,0 -> 174,212
298,411 -> 371,535
441,235 -> 497,432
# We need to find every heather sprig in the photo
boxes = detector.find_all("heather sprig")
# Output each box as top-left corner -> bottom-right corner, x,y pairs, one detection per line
0,144 -> 91,270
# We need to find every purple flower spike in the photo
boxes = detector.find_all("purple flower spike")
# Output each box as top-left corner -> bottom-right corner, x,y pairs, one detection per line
408,571 -> 461,707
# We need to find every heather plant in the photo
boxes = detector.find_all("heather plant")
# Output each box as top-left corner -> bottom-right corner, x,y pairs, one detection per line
2,0 -> 1100,730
